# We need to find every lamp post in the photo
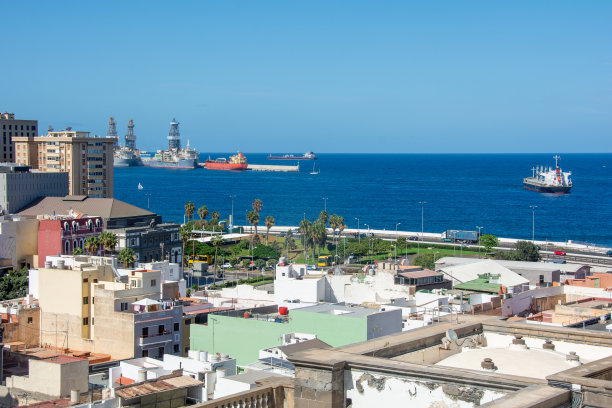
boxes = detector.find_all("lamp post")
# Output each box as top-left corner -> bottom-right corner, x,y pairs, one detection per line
229,195 -> 236,228
395,222 -> 401,256
145,193 -> 151,209
476,225 -> 483,258
418,201 -> 427,255
529,205 -> 537,243
322,197 -> 328,212
355,217 -> 360,243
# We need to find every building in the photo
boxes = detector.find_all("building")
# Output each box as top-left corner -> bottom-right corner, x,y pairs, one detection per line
13,128 -> 116,198
19,196 -> 181,265
0,163 -> 68,214
564,273 -> 612,289
0,112 -> 37,163
35,256 -> 183,360
37,212 -> 103,267
395,268 -> 452,291
438,259 -> 530,294
5,356 -> 89,401
190,303 -> 402,366
113,371 -> 203,407
0,214 -> 39,270
0,296 -> 40,349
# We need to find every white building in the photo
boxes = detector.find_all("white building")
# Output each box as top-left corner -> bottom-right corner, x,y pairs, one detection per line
437,259 -> 530,294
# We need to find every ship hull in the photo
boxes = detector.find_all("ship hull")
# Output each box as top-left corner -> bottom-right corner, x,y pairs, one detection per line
143,158 -> 198,169
523,180 -> 571,194
205,162 -> 248,171
114,157 -> 143,167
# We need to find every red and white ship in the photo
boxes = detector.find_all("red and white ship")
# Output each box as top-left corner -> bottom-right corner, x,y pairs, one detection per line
205,152 -> 248,171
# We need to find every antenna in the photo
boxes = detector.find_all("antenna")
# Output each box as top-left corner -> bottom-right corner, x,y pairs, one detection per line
553,154 -> 561,168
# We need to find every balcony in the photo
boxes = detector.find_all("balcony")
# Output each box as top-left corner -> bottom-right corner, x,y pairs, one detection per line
138,330 -> 172,346
190,377 -> 293,408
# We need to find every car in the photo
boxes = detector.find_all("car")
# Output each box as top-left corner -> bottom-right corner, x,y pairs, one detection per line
408,236 -> 418,241
606,250 -> 612,257
554,250 -> 566,256
221,263 -> 233,269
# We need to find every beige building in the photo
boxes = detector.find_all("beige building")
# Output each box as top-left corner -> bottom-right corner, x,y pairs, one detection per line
13,128 -> 116,198
0,214 -> 40,270
0,112 -> 38,163
36,257 -> 183,360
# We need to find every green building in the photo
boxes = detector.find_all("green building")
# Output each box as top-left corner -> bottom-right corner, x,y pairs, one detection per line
190,303 -> 402,365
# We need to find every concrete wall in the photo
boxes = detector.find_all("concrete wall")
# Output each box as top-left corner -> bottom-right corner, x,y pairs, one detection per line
274,277 -> 326,304
501,286 -> 563,317
93,286 -> 135,359
2,306 -> 40,347
0,216 -> 39,268
0,171 -> 68,214
345,369 -> 506,408
7,358 -> 88,398
366,309 -> 402,340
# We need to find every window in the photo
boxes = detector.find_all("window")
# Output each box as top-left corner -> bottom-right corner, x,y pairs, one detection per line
92,297 -> 95,304
185,319 -> 192,325
27,317 -> 33,324
83,317 -> 89,325
173,322 -> 179,331
92,318 -> 94,325
142,349 -> 148,357
174,344 -> 180,353
158,325 -> 165,334
120,302 -> 128,311
83,297 -> 89,305
142,327 -> 149,337
151,279 -> 156,287
83,278 -> 89,283
158,347 -> 165,357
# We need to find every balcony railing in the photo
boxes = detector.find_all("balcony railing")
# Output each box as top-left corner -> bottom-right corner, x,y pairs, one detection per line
138,330 -> 172,346
193,387 -> 275,408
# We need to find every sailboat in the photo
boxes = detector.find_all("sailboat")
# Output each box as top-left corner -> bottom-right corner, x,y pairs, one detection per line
310,163 -> 320,175
138,183 -> 144,190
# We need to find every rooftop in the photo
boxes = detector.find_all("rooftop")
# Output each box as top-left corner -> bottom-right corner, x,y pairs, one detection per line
278,338 -> 332,355
295,303 -> 388,319
19,196 -> 155,220
454,278 -> 503,293
397,269 -> 440,279
115,373 -> 202,400
222,371 -> 286,385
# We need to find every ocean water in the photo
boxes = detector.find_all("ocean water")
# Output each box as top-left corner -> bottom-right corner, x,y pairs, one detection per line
114,153 -> 612,245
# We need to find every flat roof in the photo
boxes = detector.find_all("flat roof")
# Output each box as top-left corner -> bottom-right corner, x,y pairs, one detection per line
223,371 -> 285,385
295,303 -> 385,319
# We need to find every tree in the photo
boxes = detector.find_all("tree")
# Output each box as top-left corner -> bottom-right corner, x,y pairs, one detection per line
299,219 -> 313,260
0,267 -> 28,301
118,248 -> 137,268
328,214 -> 340,243
210,235 -> 225,277
84,236 -> 100,255
312,220 -> 327,257
265,216 -> 275,244
210,210 -> 220,220
480,234 -> 499,254
513,240 -> 540,262
73,247 -> 84,256
318,210 -> 329,225
412,253 -> 436,270
252,199 -> 263,214
246,210 -> 260,235
184,201 -> 195,222
180,223 -> 193,267
99,231 -> 118,256
197,206 -> 209,221
254,258 -> 266,270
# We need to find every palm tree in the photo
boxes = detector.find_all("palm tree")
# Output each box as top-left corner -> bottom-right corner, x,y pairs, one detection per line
252,199 -> 263,214
299,219 -> 312,260
184,201 -> 195,222
118,248 -> 137,268
197,206 -> 209,221
313,220 -> 327,257
328,214 -> 340,244
318,210 -> 329,225
99,231 -> 118,256
84,236 -> 100,256
246,210 -> 260,235
210,235 -> 225,281
265,216 -> 275,244
210,210 -> 220,220
73,247 -> 84,256
179,224 -> 192,267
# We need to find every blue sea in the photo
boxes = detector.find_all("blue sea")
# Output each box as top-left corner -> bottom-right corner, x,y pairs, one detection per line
114,154 -> 612,245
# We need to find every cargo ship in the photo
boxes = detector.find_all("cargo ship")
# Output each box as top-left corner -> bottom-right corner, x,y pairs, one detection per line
267,152 -> 316,161
205,152 -> 248,171
112,118 -> 143,167
142,118 -> 199,169
523,155 -> 572,194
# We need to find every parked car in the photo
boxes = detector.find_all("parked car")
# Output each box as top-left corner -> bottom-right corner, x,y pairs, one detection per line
606,250 -> 612,257
408,236 -> 419,241
221,263 -> 233,269
554,250 -> 566,256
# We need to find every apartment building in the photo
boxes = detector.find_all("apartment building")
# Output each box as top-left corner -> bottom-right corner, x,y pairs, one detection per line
36,256 -> 183,360
0,112 -> 38,163
13,128 -> 116,198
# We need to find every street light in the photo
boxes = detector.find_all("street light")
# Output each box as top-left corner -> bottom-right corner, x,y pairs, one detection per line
229,195 -> 236,228
529,205 -> 538,243
322,197 -> 328,212
355,217 -> 360,243
418,201 -> 427,255
476,226 -> 483,258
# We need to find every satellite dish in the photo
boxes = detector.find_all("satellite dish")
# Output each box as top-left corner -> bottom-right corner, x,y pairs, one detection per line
445,329 -> 458,342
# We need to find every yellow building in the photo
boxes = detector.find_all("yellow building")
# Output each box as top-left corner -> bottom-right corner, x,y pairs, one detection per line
13,128 -> 116,198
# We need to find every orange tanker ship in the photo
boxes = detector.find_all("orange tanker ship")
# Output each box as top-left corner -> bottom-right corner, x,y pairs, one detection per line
205,152 -> 248,171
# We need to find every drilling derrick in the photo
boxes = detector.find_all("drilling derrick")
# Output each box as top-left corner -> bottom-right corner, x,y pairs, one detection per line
125,119 -> 136,150
167,118 -> 181,151
107,117 -> 118,148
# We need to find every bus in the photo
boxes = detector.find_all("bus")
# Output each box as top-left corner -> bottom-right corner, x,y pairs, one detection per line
317,255 -> 333,267
188,254 -> 212,265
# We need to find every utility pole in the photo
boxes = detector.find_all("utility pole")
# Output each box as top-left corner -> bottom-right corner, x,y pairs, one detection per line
418,201 -> 427,255
476,226 -> 483,258
229,195 -> 236,228
322,197 -> 328,212
355,217 -> 360,243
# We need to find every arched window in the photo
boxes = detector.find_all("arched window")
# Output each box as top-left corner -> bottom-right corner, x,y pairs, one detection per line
64,222 -> 69,232
80,239 -> 84,249
74,240 -> 78,250
88,220 -> 93,231
95,219 -> 101,229
65,240 -> 70,254
72,221 -> 78,232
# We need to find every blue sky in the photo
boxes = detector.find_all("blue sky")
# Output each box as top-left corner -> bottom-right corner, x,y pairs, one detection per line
2,1 -> 611,153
